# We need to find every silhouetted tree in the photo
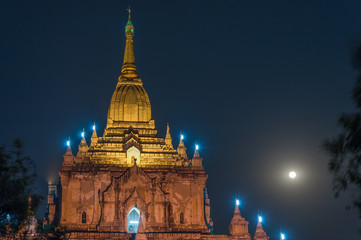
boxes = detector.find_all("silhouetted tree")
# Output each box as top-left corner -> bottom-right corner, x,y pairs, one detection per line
323,43 -> 361,218
0,139 -> 42,236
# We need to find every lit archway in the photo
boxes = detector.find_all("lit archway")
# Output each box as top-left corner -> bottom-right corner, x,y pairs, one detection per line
127,207 -> 140,233
127,146 -> 140,165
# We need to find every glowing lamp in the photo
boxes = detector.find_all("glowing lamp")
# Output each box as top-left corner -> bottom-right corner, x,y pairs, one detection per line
181,134 -> 184,140
93,124 -> 96,131
196,144 -> 199,151
258,216 -> 263,223
81,131 -> 85,138
236,199 -> 240,206
281,233 -> 285,240
66,140 -> 70,147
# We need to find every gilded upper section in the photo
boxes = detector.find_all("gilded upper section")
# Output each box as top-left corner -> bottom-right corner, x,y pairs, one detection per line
107,84 -> 151,123
107,9 -> 152,127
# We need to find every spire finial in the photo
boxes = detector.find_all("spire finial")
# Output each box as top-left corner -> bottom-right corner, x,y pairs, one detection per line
121,7 -> 138,78
65,137 -> 73,156
234,199 -> 241,214
67,137 -> 71,149
179,132 -> 185,146
127,6 -> 131,20
193,144 -> 200,158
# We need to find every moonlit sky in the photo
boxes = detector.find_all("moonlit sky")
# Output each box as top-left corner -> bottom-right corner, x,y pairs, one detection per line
1,0 -> 361,239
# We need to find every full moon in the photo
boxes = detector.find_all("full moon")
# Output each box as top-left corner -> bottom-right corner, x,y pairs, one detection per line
289,171 -> 297,179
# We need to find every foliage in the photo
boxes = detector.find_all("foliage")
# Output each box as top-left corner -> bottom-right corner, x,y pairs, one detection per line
0,139 -> 42,235
323,43 -> 361,217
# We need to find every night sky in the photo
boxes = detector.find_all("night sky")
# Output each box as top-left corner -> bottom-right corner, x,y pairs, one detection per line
1,0 -> 361,239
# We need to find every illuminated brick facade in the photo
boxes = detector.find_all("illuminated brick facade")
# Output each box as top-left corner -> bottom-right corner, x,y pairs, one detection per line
50,11 -> 270,240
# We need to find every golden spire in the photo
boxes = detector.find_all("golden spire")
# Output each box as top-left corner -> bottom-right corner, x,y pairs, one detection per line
177,132 -> 187,158
165,123 -> 173,149
77,129 -> 88,156
121,6 -> 138,78
90,123 -> 98,147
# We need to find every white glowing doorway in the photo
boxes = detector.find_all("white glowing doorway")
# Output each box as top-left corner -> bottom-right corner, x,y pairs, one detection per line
127,207 -> 140,233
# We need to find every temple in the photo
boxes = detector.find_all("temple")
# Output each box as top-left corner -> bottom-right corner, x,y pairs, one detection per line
46,10 -> 270,240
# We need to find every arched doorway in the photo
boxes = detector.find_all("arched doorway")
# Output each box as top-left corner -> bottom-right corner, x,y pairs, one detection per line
127,207 -> 140,233
127,146 -> 140,165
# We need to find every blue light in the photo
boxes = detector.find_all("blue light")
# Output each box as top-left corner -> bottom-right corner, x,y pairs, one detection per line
236,199 -> 240,206
258,216 -> 263,223
196,144 -> 199,151
181,134 -> 184,140
66,140 -> 70,147
281,233 -> 285,240
81,131 -> 85,138
92,124 -> 96,131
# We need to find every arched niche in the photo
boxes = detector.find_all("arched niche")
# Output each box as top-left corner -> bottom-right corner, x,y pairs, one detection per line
127,146 -> 140,165
127,207 -> 140,233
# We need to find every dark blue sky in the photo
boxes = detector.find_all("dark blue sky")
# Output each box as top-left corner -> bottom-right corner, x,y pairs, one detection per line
1,0 -> 361,239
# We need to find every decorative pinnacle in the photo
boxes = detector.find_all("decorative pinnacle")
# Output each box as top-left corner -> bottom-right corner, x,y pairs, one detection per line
125,6 -> 134,36
65,136 -> 73,156
121,6 -> 137,78
67,137 -> 71,148
90,122 -> 98,146
127,6 -> 131,20
165,123 -> 173,148
233,197 -> 241,214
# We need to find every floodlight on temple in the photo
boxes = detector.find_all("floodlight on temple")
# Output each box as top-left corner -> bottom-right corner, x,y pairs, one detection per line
66,139 -> 70,147
258,216 -> 263,223
196,144 -> 199,151
92,123 -> 96,131
281,233 -> 285,240
81,130 -> 85,138
181,134 -> 184,140
236,199 -> 240,206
